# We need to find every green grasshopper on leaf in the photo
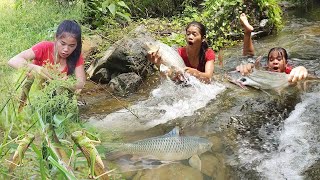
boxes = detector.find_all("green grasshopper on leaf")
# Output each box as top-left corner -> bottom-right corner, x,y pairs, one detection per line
71,130 -> 109,180
7,134 -> 35,172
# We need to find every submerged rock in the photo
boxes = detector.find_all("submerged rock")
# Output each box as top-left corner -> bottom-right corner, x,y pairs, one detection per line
132,163 -> 203,180
201,152 -> 231,179
109,72 -> 142,96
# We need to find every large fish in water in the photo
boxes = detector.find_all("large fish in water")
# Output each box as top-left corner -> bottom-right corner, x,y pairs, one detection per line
143,41 -> 186,73
106,127 -> 212,171
227,69 -> 290,91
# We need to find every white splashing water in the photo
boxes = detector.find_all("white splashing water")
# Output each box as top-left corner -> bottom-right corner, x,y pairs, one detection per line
87,76 -> 225,132
236,92 -> 320,180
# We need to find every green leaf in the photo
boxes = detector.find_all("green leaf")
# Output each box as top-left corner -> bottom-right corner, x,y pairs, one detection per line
48,156 -> 77,180
53,114 -> 64,127
53,113 -> 72,127
117,1 -> 130,10
37,110 -> 45,131
31,144 -> 41,157
116,12 -> 131,22
108,3 -> 116,17
31,144 -> 49,179
101,1 -> 109,9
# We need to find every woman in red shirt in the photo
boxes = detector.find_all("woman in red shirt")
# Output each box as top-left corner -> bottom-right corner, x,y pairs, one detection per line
8,20 -> 86,91
148,21 -> 215,83
236,13 -> 308,83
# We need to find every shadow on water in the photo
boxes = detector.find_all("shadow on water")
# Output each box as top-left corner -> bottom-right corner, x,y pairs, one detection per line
81,3 -> 320,179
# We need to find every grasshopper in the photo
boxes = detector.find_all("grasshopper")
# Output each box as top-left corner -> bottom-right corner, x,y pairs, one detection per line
18,76 -> 34,112
7,134 -> 35,172
71,131 -> 109,180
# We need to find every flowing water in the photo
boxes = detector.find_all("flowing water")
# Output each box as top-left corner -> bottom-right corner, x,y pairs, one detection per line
82,4 -> 320,179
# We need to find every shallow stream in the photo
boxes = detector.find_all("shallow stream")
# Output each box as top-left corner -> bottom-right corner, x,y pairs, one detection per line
81,4 -> 320,179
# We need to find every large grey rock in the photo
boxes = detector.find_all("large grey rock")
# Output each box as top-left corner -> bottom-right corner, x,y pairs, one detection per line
87,26 -> 155,84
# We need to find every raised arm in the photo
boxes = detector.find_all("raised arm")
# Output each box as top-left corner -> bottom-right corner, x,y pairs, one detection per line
8,48 -> 52,79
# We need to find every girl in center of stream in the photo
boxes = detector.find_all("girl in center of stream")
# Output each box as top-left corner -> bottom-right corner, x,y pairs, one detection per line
147,21 -> 216,84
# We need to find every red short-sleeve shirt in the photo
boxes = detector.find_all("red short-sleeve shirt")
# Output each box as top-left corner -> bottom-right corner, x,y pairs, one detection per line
31,41 -> 84,73
178,47 -> 215,72
285,65 -> 292,74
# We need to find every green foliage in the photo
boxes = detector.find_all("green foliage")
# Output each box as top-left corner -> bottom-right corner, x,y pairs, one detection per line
125,0 -> 186,18
160,33 -> 186,47
255,0 -> 283,30
287,0 -> 312,7
82,0 -> 131,29
31,79 -> 79,135
200,0 -> 244,51
0,73 -> 92,178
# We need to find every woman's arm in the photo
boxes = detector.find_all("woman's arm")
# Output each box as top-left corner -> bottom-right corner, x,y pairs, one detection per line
8,49 -> 35,69
74,64 -> 86,91
8,48 -> 52,79
185,60 -> 215,83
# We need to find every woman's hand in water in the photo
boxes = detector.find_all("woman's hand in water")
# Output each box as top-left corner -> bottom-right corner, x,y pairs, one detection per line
185,67 -> 200,77
236,63 -> 254,75
288,66 -> 308,83
185,67 -> 213,83
170,70 -> 185,82
146,50 -> 162,66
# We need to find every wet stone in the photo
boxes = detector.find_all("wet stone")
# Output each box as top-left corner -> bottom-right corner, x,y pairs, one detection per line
208,135 -> 223,153
201,152 -> 229,179
109,72 -> 142,96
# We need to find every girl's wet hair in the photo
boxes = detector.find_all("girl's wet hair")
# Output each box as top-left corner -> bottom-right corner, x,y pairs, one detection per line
56,20 -> 82,75
267,47 -> 288,63
186,21 -> 209,72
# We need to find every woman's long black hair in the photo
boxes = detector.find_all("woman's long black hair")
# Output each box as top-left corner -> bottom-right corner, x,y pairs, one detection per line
186,21 -> 209,72
55,20 -> 82,75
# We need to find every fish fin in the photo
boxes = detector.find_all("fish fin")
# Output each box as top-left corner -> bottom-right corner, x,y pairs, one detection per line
106,151 -> 130,161
261,89 -> 271,96
254,56 -> 263,69
162,126 -> 180,137
118,158 -> 172,172
274,87 -> 285,96
160,160 -> 178,164
189,155 -> 201,171
229,80 -> 247,89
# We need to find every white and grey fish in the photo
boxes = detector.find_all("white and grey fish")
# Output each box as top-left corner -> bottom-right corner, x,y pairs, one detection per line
144,41 -> 186,72
106,127 -> 212,171
227,69 -> 290,90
